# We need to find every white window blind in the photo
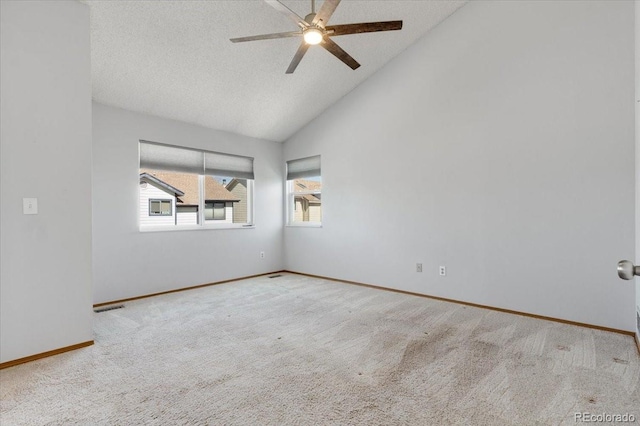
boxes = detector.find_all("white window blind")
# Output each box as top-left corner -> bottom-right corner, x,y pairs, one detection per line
205,151 -> 254,180
140,140 -> 254,179
286,155 -> 321,180
139,141 -> 203,174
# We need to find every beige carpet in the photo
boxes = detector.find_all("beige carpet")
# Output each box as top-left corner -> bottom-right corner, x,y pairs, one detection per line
1,273 -> 638,425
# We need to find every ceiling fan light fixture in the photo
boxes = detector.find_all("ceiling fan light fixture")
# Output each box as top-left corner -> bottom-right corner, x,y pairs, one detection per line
303,28 -> 323,45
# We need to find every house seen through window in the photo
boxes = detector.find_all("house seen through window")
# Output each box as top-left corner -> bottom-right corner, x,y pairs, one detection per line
286,155 -> 321,225
139,141 -> 253,229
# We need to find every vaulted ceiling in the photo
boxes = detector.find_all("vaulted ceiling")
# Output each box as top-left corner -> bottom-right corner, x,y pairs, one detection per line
85,0 -> 466,142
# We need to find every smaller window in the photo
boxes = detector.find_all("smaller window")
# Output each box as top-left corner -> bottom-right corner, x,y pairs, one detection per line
149,199 -> 172,216
286,155 -> 321,225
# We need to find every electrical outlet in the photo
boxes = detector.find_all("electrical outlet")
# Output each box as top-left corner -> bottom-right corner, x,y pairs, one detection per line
416,263 -> 422,273
23,198 -> 38,215
260,251 -> 265,259
439,266 -> 446,276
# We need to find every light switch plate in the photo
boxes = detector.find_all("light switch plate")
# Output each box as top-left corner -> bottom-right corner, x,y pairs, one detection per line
23,198 -> 38,215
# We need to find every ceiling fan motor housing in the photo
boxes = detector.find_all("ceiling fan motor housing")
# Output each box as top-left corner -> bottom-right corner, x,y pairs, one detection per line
304,12 -> 317,25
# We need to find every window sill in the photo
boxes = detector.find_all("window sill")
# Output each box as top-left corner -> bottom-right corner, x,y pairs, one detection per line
285,223 -> 322,228
140,224 -> 255,233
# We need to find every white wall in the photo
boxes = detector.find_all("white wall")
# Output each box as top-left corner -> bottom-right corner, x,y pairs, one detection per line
635,0 -> 639,339
0,1 -> 93,363
284,0 -> 636,332
92,103 -> 283,304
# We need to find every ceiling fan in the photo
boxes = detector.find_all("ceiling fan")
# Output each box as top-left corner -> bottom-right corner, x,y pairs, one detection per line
230,0 -> 403,74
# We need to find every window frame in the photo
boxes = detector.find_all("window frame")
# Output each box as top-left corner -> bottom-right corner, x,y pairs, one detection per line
149,199 -> 172,216
286,178 -> 322,227
139,141 -> 255,232
285,155 -> 322,227
199,176 -> 254,226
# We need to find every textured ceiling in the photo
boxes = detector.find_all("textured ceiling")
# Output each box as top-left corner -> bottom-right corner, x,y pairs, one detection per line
85,0 -> 467,142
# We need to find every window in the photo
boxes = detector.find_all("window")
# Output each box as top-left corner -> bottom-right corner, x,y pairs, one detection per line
286,155 -> 321,226
149,199 -> 172,216
139,141 -> 254,229
205,202 -> 226,221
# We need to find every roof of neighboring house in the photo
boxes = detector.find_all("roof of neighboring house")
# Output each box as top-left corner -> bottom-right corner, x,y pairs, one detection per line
296,194 -> 321,203
294,179 -> 322,191
140,172 -> 185,197
140,169 -> 240,205
293,179 -> 321,203
225,178 -> 246,192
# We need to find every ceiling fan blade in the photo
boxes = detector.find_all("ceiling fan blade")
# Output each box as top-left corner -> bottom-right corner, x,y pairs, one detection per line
321,37 -> 360,70
312,0 -> 341,26
326,20 -> 403,36
286,42 -> 310,74
264,0 -> 309,28
230,31 -> 301,43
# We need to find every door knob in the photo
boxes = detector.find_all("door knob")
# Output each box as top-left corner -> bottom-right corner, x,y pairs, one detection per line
617,260 -> 640,280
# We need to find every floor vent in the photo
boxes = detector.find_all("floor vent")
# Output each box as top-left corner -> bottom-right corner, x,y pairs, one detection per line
94,304 -> 124,313
269,274 -> 282,279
